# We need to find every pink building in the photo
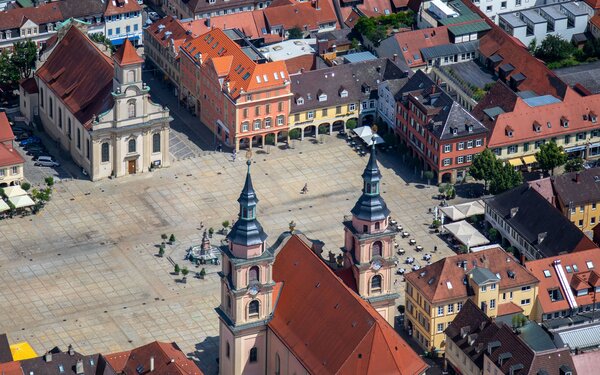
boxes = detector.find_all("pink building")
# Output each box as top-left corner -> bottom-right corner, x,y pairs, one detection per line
179,28 -> 292,151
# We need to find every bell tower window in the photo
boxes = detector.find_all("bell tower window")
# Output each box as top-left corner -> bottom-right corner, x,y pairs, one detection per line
248,300 -> 259,318
372,241 -> 382,258
375,222 -> 380,230
249,266 -> 259,284
371,275 -> 382,293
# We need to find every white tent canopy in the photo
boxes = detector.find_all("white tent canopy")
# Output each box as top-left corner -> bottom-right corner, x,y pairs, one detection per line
9,195 -> 35,209
0,199 -> 9,212
443,220 -> 490,247
352,126 -> 373,138
3,185 -> 28,198
362,133 -> 385,145
440,200 -> 485,221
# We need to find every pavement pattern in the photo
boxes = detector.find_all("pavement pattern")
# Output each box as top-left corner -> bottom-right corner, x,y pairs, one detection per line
0,136 -> 468,373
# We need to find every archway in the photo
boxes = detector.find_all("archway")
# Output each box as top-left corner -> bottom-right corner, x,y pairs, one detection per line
332,120 -> 345,132
441,172 -> 452,184
304,125 -> 316,137
362,114 -> 374,126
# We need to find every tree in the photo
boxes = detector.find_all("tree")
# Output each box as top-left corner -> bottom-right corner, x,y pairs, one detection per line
469,149 -> 499,191
527,38 -> 537,54
424,171 -> 434,186
565,157 -> 584,173
287,27 -> 303,40
346,118 -> 358,130
181,267 -> 189,282
488,228 -> 499,242
90,32 -> 115,52
534,35 -> 574,63
20,182 -> 31,191
288,128 -> 301,140
169,234 -> 176,243
158,245 -> 165,257
536,141 -> 567,175
44,176 -> 54,187
489,163 -> 523,194
11,40 -> 37,79
0,50 -> 19,93
199,267 -> 206,279
174,264 -> 180,275
161,233 -> 168,241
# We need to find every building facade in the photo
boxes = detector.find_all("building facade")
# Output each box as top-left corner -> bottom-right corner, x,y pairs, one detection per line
552,168 -> 600,234
0,112 -> 24,187
395,71 -> 488,184
164,0 -> 270,20
179,28 -> 292,151
29,26 -> 171,181
404,247 -> 538,354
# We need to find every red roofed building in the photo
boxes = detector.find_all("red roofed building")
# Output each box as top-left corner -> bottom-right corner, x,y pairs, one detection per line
180,28 -> 292,150
263,0 -> 338,37
217,150 -> 427,374
0,112 -> 24,187
29,25 -> 171,180
104,341 -> 202,375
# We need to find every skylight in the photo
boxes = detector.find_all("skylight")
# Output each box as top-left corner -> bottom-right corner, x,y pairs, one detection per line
543,270 -> 551,278
566,265 -> 572,273
256,76 -> 261,83
446,281 -> 453,289
587,261 -> 594,269
573,264 -> 579,272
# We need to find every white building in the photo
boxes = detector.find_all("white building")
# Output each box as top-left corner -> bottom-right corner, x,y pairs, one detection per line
377,78 -> 408,131
24,25 -> 171,181
499,1 -> 591,45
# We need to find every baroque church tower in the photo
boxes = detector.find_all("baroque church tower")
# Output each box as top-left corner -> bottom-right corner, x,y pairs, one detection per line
342,143 -> 398,325
218,156 -> 275,375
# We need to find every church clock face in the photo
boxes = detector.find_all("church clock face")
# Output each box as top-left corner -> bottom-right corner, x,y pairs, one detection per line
248,285 -> 260,296
372,259 -> 383,271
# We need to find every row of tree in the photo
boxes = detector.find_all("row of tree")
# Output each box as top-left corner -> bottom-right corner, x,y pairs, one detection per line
352,11 -> 415,47
0,40 -> 37,96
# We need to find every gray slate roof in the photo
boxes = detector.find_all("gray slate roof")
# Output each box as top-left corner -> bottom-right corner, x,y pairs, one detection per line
421,40 -> 479,61
469,267 -> 500,285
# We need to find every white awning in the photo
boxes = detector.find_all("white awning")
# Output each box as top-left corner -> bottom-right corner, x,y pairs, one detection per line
361,133 -> 385,145
440,206 -> 466,221
454,200 -> 485,217
3,185 -> 28,198
9,195 -> 35,209
0,199 -> 9,212
443,220 -> 490,247
352,126 -> 373,138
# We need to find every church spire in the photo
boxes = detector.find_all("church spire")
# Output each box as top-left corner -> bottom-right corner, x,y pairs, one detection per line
350,139 -> 390,222
226,157 -> 268,249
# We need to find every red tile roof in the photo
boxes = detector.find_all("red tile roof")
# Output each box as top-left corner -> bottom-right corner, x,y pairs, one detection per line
591,15 -> 600,29
104,0 -> 142,17
104,341 -> 202,375
270,235 -> 428,375
20,77 -> 38,94
0,143 -> 24,168
496,301 -> 523,317
526,248 -> 600,314
284,54 -> 316,75
36,26 -> 114,128
389,26 -> 450,68
264,0 -> 338,32
146,16 -> 191,51
0,2 -> 63,31
181,28 -> 289,99
572,351 -> 600,375
114,38 -> 144,66
0,112 -> 14,143
0,362 -> 23,375
405,247 -> 538,303
585,0 -> 600,9
484,87 -> 600,148
357,0 -> 393,16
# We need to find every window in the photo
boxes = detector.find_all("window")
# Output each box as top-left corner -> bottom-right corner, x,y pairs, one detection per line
580,205 -> 585,213
457,302 -> 463,311
457,156 -> 464,164
101,143 -> 109,162
40,88 -> 44,107
372,241 -> 382,257
253,120 -> 261,130
447,303 -> 454,314
437,306 -> 444,316
248,300 -> 259,318
521,298 -> 531,305
134,24 -> 138,31
491,283 -> 496,290
116,27 -> 121,34
371,275 -> 382,292
481,285 -> 487,292
476,139 -> 483,147
226,342 -> 230,358
277,115 -> 284,126
0,169 -> 4,177
593,203 -> 597,210
49,97 -> 53,118
457,142 -> 465,150
543,270 -> 551,278
128,100 -> 136,118
242,122 -> 249,132
128,139 -> 136,153
437,323 -> 444,333
467,140 -> 474,148
348,103 -> 356,111
86,139 -> 90,159
336,106 -> 342,114
77,129 -> 81,149
11,166 -> 18,175
275,353 -> 281,375
466,154 -> 473,162
322,108 -> 328,116
264,117 -> 272,128
58,107 -> 62,128
443,144 -> 451,153
243,108 -> 248,118
508,145 -> 517,154
127,70 -> 135,83
521,286 -> 531,292
486,5 -> 492,12
307,111 -> 314,119
579,219 -> 584,227
501,0 -> 506,7
255,106 -> 260,116
249,266 -> 259,283
126,25 -> 131,33
443,158 -> 451,166
249,347 -> 258,362
490,299 -> 496,309
108,29 -> 113,36
278,102 -> 283,112
149,133 -> 160,153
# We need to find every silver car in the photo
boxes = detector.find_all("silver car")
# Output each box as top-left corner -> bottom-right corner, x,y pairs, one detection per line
34,156 -> 60,167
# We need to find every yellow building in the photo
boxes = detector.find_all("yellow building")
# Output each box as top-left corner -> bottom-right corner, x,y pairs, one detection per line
404,247 -> 539,354
552,168 -> 600,235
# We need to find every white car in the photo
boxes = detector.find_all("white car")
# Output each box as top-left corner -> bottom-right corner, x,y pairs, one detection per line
34,156 -> 60,167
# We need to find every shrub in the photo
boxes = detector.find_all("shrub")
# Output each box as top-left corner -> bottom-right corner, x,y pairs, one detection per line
174,264 -> 180,274
169,234 -> 176,243
21,182 -> 31,191
222,220 -> 230,229
44,176 -> 54,187
288,128 -> 301,140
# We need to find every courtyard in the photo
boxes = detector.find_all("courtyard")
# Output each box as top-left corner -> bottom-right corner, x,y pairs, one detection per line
0,135 -> 461,373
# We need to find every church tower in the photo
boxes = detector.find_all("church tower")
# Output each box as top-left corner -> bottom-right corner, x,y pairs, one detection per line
218,155 -> 275,375
342,142 -> 398,325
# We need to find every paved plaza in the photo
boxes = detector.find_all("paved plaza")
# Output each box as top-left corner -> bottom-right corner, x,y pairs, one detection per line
0,135 -> 464,373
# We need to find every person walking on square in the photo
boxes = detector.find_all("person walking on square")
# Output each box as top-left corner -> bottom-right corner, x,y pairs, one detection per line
232,151 -> 237,162
301,183 -> 308,194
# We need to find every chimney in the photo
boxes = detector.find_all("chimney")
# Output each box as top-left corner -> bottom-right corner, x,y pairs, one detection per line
76,359 -> 84,375
150,356 -> 155,372
393,53 -> 397,61
510,207 -> 519,217
538,232 -> 547,244
575,171 -> 581,183
300,67 -> 305,74
204,17 -> 210,27
68,344 -> 74,356
44,352 -> 52,362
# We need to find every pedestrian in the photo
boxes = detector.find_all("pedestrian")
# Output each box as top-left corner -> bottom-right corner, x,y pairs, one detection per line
200,221 -> 204,229
434,245 -> 437,252
301,183 -> 308,194
232,151 -> 237,162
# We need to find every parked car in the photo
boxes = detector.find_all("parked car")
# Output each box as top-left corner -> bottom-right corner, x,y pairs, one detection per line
148,11 -> 160,21
20,136 -> 41,146
15,132 -> 31,141
34,156 -> 60,167
28,149 -> 49,158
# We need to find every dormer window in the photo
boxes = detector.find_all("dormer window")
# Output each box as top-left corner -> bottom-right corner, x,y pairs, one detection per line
505,126 -> 513,137
468,125 -> 473,132
533,122 -> 541,133
561,116 -> 569,127
591,112 -> 597,123
340,89 -> 348,98
318,92 -> 327,102
452,128 -> 458,135
296,97 -> 304,105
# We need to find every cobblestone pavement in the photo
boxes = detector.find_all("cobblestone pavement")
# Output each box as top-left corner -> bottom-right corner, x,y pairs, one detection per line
0,135 -> 469,374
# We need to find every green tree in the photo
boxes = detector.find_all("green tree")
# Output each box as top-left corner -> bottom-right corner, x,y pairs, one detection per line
536,141 -> 567,175
488,228 -> 499,242
158,245 -> 165,257
584,38 -> 600,59
350,38 -> 360,50
489,163 -> 523,195
0,50 -> 19,93
44,176 -> 54,187
346,118 -> 358,130
287,27 -> 303,40
534,35 -> 574,63
174,264 -> 180,274
169,233 -> 176,243
11,40 -> 37,79
469,149 -> 500,191
564,157 -> 584,173
20,182 -> 31,191
90,32 -> 115,52
423,171 -> 434,186
528,38 -> 537,54
288,128 -> 301,140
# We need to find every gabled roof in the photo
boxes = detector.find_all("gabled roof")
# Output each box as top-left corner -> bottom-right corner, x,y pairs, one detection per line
36,26 -> 114,128
20,349 -> 115,375
552,167 -> 600,207
59,0 -> 106,19
263,0 -> 338,31
0,362 -> 22,375
104,0 -> 142,17
485,184 -> 597,258
0,143 -> 24,168
376,26 -> 450,68
270,235 -> 428,374
20,77 -> 39,94
113,38 -> 144,66
104,341 -> 202,375
181,28 -> 289,99
404,247 -> 537,303
526,248 -> 600,314
145,16 -> 191,53
0,2 -> 63,31
0,112 -> 14,143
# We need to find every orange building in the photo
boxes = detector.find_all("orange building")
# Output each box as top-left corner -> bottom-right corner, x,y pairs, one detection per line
180,28 -> 292,150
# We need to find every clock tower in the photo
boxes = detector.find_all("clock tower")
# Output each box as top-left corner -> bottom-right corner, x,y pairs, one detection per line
342,141 -> 399,325
217,154 -> 275,375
